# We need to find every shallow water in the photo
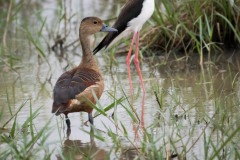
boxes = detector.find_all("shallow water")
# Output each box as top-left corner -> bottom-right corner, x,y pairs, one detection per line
0,0 -> 240,159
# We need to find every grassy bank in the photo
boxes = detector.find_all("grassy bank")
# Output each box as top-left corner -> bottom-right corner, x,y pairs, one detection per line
142,0 -> 240,64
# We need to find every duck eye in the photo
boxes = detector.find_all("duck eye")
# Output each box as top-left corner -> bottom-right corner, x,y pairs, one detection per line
93,21 -> 98,24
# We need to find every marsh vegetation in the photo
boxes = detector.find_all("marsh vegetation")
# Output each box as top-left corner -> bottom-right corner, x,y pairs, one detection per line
0,0 -> 240,159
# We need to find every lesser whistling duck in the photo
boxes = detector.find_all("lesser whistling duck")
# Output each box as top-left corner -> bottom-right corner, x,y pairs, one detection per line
93,0 -> 155,93
52,17 -> 117,128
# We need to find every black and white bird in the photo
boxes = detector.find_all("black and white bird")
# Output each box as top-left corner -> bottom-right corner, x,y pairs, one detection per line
93,0 -> 155,93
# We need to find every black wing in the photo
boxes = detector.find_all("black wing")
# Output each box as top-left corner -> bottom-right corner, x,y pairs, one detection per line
53,68 -> 101,105
93,0 -> 144,54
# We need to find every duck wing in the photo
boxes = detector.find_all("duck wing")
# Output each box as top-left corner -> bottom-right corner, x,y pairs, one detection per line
52,68 -> 101,112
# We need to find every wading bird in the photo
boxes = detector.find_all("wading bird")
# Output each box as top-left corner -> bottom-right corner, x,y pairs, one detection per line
52,17 -> 117,128
93,0 -> 155,93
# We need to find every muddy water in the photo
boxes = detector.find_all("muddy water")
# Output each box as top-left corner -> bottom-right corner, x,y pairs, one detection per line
1,0 -> 240,159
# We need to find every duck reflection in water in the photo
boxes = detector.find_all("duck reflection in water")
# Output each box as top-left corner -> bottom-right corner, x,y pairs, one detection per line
57,127 -> 107,160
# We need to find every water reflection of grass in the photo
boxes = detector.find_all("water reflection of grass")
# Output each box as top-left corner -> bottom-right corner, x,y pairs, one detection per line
0,0 -> 240,159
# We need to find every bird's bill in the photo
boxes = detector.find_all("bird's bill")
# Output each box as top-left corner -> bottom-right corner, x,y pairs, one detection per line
100,23 -> 118,32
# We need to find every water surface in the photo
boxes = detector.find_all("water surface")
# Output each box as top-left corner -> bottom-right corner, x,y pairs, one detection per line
0,0 -> 240,159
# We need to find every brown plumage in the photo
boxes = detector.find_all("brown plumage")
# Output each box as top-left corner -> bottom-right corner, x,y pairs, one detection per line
52,17 -> 117,128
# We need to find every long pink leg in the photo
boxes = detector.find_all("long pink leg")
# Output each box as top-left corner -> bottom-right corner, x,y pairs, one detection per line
126,32 -> 137,95
127,32 -> 140,139
134,32 -> 146,128
133,32 -> 145,93
141,93 -> 145,128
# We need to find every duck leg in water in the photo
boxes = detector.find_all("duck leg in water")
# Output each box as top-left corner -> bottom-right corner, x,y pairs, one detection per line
65,114 -> 71,129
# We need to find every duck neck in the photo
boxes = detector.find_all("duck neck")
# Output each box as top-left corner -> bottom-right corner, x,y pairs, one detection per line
79,33 -> 99,70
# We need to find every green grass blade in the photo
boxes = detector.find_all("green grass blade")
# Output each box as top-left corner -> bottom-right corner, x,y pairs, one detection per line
120,121 -> 128,137
103,97 -> 125,112
210,125 -> 240,159
2,100 -> 28,128
122,105 -> 138,123
216,12 -> 240,42
9,115 -> 17,138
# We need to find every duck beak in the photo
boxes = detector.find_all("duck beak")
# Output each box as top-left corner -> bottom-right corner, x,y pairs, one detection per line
100,23 -> 118,32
